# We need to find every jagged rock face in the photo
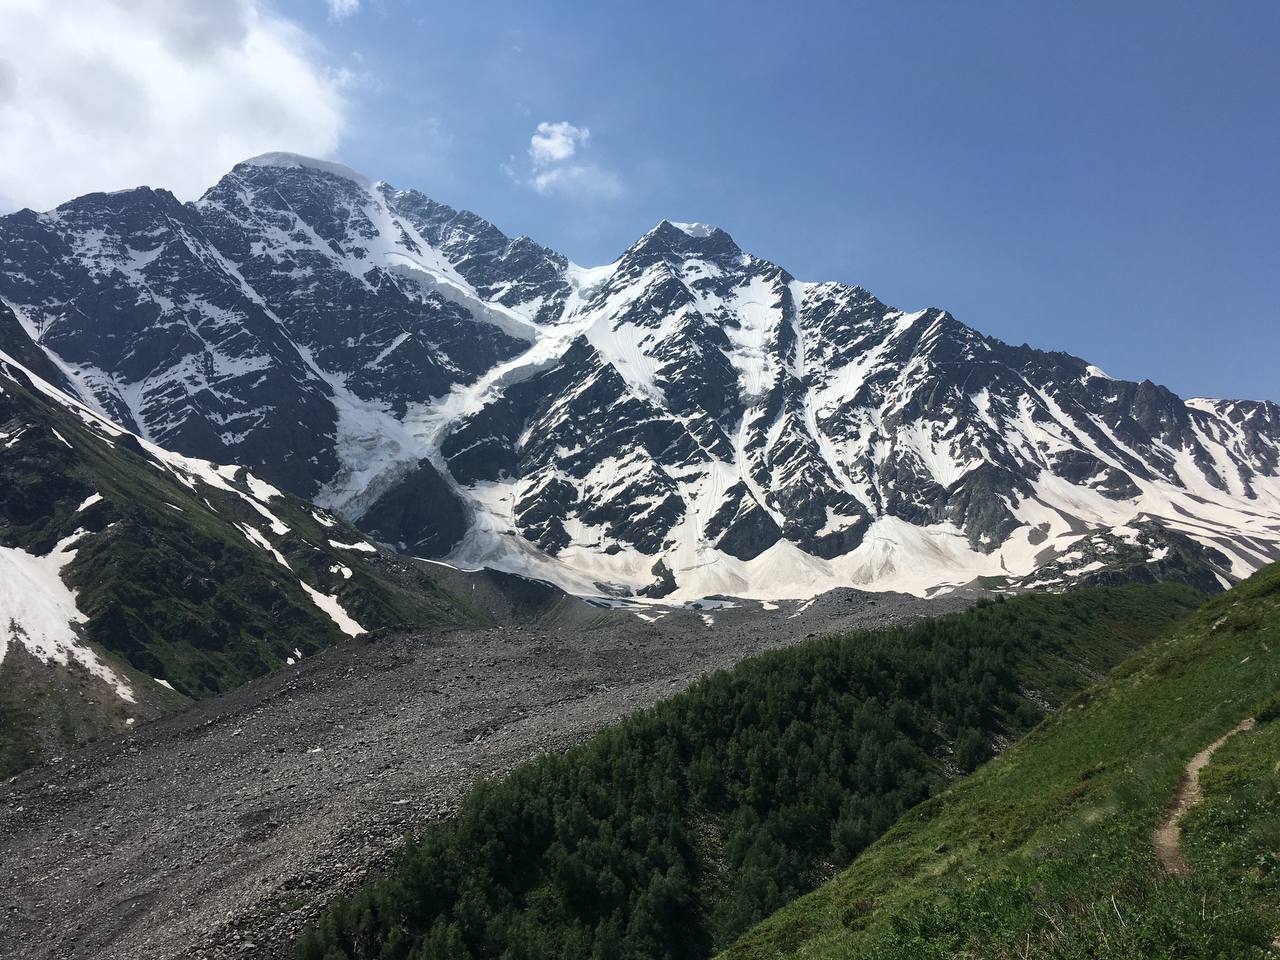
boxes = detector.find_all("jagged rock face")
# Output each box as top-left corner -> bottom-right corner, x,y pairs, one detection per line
1012,521 -> 1233,596
387,187 -> 572,325
2,156 -> 1279,599
196,161 -> 530,412
0,185 -> 338,494
354,459 -> 466,556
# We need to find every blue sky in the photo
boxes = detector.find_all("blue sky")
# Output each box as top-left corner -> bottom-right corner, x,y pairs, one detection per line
1,1 -> 1274,401
295,0 -> 1280,402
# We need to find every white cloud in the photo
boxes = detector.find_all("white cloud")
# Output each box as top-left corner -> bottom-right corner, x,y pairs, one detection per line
0,0 -> 348,211
327,0 -> 360,20
529,121 -> 589,166
520,120 -> 621,199
532,164 -> 622,198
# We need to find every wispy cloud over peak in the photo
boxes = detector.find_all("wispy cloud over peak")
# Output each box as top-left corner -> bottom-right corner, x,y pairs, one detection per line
327,0 -> 360,21
529,121 -> 589,166
515,120 -> 621,199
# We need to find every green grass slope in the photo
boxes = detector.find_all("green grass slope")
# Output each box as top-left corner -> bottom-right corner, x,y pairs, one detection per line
294,583 -> 1200,960
725,563 -> 1280,960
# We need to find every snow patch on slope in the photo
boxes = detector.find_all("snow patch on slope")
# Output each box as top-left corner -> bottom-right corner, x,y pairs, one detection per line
298,581 -> 364,637
329,538 -> 375,553
0,532 -> 136,702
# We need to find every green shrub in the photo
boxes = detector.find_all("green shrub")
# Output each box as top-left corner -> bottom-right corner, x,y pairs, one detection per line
1254,690 -> 1280,724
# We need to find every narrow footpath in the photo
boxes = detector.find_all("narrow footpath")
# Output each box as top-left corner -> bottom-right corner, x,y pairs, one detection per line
1152,717 -> 1255,875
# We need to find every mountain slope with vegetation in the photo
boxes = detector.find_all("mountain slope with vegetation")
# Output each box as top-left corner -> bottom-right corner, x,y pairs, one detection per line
725,563 -> 1280,960
294,583 -> 1200,960
0,339 -> 494,777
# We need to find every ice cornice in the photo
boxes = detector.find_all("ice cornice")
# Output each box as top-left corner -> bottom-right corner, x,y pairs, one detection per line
236,152 -> 372,188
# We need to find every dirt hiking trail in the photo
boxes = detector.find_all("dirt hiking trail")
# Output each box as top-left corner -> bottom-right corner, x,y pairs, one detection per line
1153,717 -> 1255,875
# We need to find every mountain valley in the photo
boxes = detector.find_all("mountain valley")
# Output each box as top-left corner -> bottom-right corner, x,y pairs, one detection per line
0,153 -> 1277,960
0,582 -> 961,960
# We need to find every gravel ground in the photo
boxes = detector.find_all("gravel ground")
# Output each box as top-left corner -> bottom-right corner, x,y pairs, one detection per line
0,588 -> 967,960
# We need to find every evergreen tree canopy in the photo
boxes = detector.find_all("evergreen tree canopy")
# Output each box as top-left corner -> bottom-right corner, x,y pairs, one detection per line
297,584 -> 1199,960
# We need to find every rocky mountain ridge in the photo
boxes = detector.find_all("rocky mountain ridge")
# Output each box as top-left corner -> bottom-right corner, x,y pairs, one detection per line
2,152 -> 1277,600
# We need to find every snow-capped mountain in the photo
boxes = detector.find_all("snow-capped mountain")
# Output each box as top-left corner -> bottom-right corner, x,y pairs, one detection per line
2,153 -> 1277,600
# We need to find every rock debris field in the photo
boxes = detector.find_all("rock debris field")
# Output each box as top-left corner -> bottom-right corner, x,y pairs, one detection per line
0,588 -> 966,960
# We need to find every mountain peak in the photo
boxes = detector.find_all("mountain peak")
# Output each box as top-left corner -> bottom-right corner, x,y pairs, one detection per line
234,152 -> 372,188
624,218 -> 742,262
653,218 -> 732,242
666,220 -> 719,238
48,183 -> 185,216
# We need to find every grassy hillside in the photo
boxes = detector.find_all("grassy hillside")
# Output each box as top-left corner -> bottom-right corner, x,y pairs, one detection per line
0,353 -> 490,775
725,563 -> 1280,960
295,583 -> 1200,960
